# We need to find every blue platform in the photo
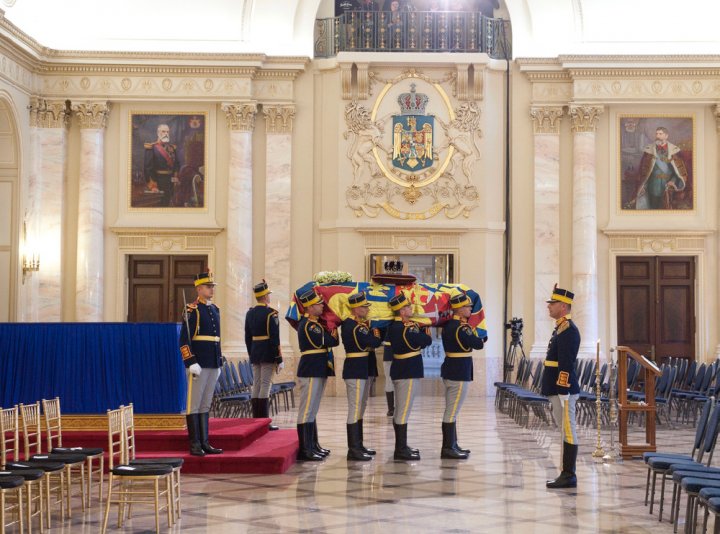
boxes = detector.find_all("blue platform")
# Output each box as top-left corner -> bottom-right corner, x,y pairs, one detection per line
0,323 -> 187,414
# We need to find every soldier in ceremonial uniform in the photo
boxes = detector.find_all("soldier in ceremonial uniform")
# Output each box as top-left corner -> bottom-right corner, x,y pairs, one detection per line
144,123 -> 179,207
388,293 -> 432,461
245,280 -> 284,431
341,292 -> 382,461
542,284 -> 581,489
439,292 -> 485,460
295,289 -> 340,462
179,271 -> 224,457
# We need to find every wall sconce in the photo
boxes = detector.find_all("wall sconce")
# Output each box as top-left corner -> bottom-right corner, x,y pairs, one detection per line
22,253 -> 40,284
21,218 -> 40,284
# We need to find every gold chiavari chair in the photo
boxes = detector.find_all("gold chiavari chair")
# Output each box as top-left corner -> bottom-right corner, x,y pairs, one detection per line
42,397 -> 104,508
122,404 -> 183,522
19,402 -> 86,517
1,405 -> 55,532
102,407 -> 173,534
0,472 -> 24,534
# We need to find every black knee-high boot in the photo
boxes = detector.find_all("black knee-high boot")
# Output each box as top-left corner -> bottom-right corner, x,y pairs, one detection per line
258,398 -> 279,431
357,419 -> 376,455
440,422 -> 467,459
296,424 -> 323,462
386,392 -> 394,417
393,422 -> 420,461
186,414 -> 205,456
546,441 -> 578,489
347,423 -> 372,461
311,421 -> 330,457
199,412 -> 223,454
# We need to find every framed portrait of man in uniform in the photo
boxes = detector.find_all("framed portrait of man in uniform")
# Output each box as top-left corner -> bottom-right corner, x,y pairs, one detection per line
129,112 -> 207,209
618,115 -> 694,211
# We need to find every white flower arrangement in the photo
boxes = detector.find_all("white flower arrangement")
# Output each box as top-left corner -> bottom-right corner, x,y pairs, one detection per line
313,271 -> 353,284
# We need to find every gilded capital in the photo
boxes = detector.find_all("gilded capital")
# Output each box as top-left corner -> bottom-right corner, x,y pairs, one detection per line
29,97 -> 70,128
530,106 -> 564,134
263,105 -> 295,134
72,102 -> 110,129
221,102 -> 257,132
569,105 -> 603,133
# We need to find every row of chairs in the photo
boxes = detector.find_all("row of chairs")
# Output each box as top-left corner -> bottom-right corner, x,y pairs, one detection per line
212,359 -> 296,419
102,404 -> 183,533
643,397 -> 720,533
1,398 -> 104,533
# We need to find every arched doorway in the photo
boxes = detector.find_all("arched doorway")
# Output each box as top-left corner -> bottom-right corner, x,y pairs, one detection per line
0,97 -> 20,321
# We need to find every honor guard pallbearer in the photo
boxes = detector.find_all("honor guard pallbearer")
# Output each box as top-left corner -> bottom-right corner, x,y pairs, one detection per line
179,270 -> 224,456
388,293 -> 432,461
341,292 -> 383,461
439,292 -> 486,460
295,289 -> 340,462
245,280 -> 284,431
542,284 -> 581,489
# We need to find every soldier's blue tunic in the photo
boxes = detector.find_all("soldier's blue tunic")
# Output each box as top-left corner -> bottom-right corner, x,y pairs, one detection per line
296,315 -> 339,378
541,315 -> 581,396
440,316 -> 485,381
179,298 -> 222,369
244,303 -> 282,365
388,318 -> 432,380
341,317 -> 382,380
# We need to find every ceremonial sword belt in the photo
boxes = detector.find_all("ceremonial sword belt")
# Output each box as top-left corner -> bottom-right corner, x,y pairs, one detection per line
345,352 -> 369,358
300,348 -> 329,356
252,335 -> 270,340
394,351 -> 421,360
192,335 -> 220,342
445,352 -> 472,358
544,360 -> 559,367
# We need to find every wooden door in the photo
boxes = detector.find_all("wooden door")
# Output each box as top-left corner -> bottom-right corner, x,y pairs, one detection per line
616,256 -> 695,361
127,255 -> 207,322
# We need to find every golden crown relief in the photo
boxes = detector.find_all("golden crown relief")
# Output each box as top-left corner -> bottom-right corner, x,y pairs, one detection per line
344,70 -> 482,221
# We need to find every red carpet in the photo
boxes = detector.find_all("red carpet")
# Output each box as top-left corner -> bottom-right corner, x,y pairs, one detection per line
61,418 -> 298,474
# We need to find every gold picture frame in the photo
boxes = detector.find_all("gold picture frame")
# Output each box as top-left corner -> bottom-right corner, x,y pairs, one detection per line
618,114 -> 695,212
128,111 -> 208,211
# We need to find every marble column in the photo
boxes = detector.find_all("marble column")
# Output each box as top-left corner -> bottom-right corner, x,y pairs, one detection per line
72,102 -> 109,321
263,105 -> 295,347
570,105 -> 603,356
221,102 -> 257,354
715,105 -> 720,359
529,106 -> 563,357
25,98 -> 69,322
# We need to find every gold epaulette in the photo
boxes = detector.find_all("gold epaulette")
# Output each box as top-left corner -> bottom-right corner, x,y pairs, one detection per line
185,302 -> 198,310
144,142 -> 154,149
557,320 -> 570,334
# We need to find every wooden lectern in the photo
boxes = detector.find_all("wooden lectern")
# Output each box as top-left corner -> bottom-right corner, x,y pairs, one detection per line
616,346 -> 663,458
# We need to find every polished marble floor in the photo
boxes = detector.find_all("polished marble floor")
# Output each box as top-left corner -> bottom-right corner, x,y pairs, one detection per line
28,391 -> 697,533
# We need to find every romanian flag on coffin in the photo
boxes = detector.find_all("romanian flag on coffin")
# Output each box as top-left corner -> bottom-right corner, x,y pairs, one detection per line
285,281 -> 488,340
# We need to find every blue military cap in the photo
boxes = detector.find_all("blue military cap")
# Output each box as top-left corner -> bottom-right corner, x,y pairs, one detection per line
299,289 -> 324,307
348,292 -> 371,308
389,292 -> 411,312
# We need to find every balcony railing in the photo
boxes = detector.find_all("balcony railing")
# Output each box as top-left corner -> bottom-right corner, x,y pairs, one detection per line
314,11 -> 511,59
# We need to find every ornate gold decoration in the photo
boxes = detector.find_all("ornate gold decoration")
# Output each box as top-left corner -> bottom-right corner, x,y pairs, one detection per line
344,69 -> 481,220
263,105 -> 295,133
530,106 -> 564,134
72,101 -> 110,129
62,414 -> 186,431
29,97 -> 69,128
221,102 -> 257,131
111,227 -> 222,251
569,105 -> 603,133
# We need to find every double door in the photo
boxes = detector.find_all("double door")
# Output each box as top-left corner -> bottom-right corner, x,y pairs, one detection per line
616,256 -> 695,362
127,255 -> 207,323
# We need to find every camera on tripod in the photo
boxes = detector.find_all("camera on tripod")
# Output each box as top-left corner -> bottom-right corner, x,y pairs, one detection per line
505,317 -> 524,341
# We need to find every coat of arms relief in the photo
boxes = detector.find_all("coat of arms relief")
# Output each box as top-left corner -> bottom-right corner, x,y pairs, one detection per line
345,70 -> 481,220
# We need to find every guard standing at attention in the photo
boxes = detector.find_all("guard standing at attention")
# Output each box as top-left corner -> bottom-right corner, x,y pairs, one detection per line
542,284 -> 581,489
388,292 -> 432,461
245,279 -> 284,431
179,270 -> 224,456
341,292 -> 383,461
295,289 -> 339,461
439,292 -> 485,459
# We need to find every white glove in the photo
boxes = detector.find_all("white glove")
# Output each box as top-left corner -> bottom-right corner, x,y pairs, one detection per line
276,362 -> 285,374
189,363 -> 202,376
558,394 -> 569,406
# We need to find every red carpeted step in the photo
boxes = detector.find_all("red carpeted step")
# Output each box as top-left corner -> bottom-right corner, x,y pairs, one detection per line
134,430 -> 298,474
61,418 -> 270,452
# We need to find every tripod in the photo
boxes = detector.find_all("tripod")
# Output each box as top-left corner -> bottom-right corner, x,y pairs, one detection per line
503,332 -> 526,383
